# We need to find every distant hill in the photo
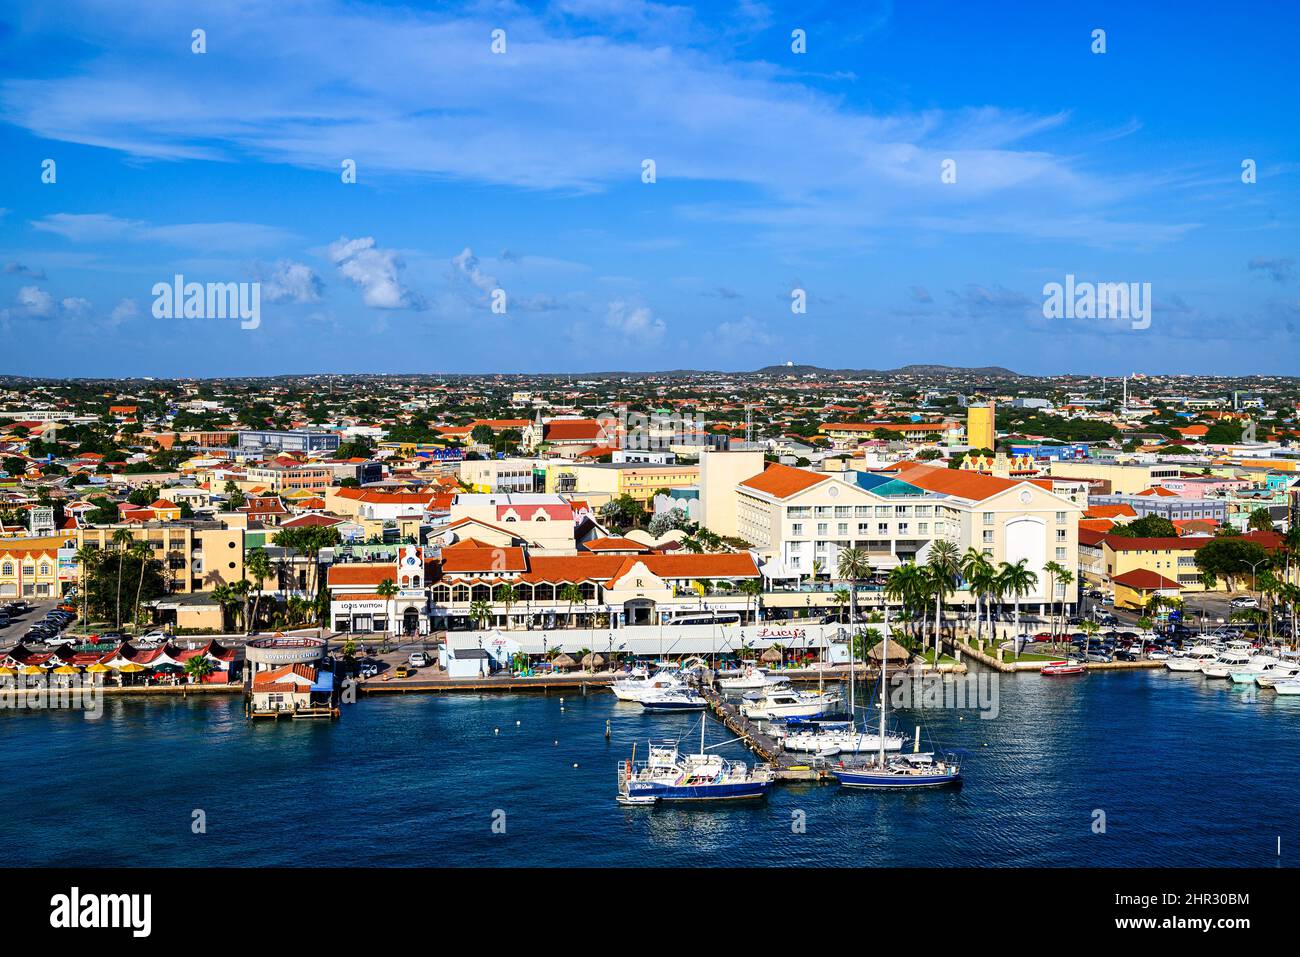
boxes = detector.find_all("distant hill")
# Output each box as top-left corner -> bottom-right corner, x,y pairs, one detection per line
751,364 -> 1022,378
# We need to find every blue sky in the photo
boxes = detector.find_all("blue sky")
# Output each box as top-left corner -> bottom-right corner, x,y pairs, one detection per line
1,0 -> 1297,377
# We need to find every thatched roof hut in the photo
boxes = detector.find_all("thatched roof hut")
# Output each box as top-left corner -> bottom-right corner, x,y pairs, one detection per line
868,639 -> 910,663
581,652 -> 605,669
760,646 -> 783,664
552,653 -> 577,670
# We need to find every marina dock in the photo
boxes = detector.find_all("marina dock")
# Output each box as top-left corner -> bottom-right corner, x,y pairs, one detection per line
696,678 -> 832,782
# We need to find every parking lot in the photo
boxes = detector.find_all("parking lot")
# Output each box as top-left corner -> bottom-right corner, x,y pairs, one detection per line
0,600 -> 70,641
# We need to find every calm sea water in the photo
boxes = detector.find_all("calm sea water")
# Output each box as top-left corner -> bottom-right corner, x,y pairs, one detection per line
2,668 -> 1297,867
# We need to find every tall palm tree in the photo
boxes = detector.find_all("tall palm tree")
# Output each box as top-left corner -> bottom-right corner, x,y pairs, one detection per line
1055,567 -> 1075,642
885,563 -> 924,641
558,583 -> 584,628
738,578 -> 763,624
244,546 -> 272,635
497,583 -> 518,630
925,540 -> 960,662
75,544 -> 101,628
831,587 -> 850,622
960,548 -> 995,641
376,578 -> 398,637
997,559 -> 1038,656
111,528 -> 132,629
230,579 -> 252,634
1042,560 -> 1065,638
211,582 -> 235,632
836,547 -> 872,632
129,540 -> 152,632
469,597 -> 493,630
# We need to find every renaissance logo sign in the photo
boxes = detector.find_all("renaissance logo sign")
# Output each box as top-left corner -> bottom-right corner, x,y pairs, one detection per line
152,274 -> 261,329
1042,274 -> 1151,330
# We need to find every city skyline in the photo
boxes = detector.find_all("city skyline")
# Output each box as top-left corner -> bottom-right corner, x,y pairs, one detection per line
2,0 -> 1298,377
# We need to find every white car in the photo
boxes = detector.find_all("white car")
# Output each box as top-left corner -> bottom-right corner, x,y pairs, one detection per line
1230,597 -> 1259,609
44,636 -> 77,647
407,651 -> 429,668
138,631 -> 170,642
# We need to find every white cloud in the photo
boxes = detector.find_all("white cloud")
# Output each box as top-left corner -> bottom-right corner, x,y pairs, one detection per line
259,259 -> 324,304
329,236 -> 424,310
31,212 -> 295,250
605,299 -> 664,341
0,0 -> 1195,245
15,286 -> 55,318
109,298 -> 139,324
60,296 -> 91,317
450,247 -> 498,295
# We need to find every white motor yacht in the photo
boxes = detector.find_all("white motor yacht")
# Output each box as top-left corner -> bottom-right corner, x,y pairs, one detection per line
1164,645 -> 1219,672
1202,649 -> 1252,679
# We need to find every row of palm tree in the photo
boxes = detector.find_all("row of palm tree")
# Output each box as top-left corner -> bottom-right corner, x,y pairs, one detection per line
866,545 -> 1041,661
75,530 -> 160,633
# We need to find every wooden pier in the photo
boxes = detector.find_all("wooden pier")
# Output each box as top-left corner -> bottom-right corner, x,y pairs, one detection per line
696,678 -> 833,782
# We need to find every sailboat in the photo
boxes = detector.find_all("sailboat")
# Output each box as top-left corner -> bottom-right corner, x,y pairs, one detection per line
831,605 -> 962,790
775,629 -> 904,754
617,715 -> 775,804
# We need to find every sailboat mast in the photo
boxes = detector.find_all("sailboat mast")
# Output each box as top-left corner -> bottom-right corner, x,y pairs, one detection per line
880,604 -> 889,763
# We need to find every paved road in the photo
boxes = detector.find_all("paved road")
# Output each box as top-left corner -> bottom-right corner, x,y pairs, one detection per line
0,599 -> 65,639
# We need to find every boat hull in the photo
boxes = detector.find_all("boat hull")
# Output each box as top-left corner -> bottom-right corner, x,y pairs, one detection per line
624,780 -> 772,802
639,700 -> 707,712
833,768 -> 962,789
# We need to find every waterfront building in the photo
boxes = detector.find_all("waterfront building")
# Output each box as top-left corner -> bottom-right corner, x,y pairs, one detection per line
1100,530 -> 1282,596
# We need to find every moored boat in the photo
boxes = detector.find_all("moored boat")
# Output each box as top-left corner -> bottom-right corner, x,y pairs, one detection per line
1165,646 -> 1218,672
617,718 -> 775,804
1041,659 -> 1086,676
639,687 -> 708,712
740,688 -> 842,721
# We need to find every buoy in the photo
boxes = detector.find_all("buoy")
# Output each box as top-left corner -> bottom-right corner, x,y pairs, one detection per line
494,728 -> 499,735
516,720 -> 521,726
572,763 -> 579,768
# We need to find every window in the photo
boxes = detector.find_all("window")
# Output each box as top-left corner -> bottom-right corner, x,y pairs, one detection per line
817,523 -> 828,536
918,523 -> 928,534
1056,547 -> 1067,560
837,523 -> 849,536
983,512 -> 994,525
897,523 -> 909,534
875,506 -> 889,517
983,530 -> 994,543
791,523 -> 803,537
877,523 -> 889,534
1056,529 -> 1067,541
1056,511 -> 1066,524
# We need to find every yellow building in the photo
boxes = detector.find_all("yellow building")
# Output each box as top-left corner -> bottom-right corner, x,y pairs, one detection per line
544,461 -> 699,504
1100,530 -> 1281,607
0,535 -> 75,600
967,401 -> 996,451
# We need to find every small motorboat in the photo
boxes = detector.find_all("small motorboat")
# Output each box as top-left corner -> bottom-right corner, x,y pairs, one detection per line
717,665 -> 786,691
612,667 -> 684,702
1202,649 -> 1252,679
1165,646 -> 1218,672
639,688 -> 708,712
1041,660 -> 1086,676
1272,679 -> 1300,696
740,688 -> 842,721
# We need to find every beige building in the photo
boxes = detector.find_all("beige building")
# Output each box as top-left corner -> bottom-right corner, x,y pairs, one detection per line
725,461 -> 1082,612
77,522 -> 245,594
698,449 -> 766,539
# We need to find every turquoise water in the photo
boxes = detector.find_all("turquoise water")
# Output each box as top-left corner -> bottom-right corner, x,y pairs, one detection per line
2,669 -> 1297,867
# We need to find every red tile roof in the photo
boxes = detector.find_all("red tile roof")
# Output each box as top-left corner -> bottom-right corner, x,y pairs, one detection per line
738,463 -> 826,499
1112,569 -> 1181,590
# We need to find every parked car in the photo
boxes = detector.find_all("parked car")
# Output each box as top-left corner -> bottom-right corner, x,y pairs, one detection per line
393,665 -> 413,678
1230,596 -> 1259,609
138,631 -> 169,642
359,662 -> 380,678
408,651 -> 429,667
